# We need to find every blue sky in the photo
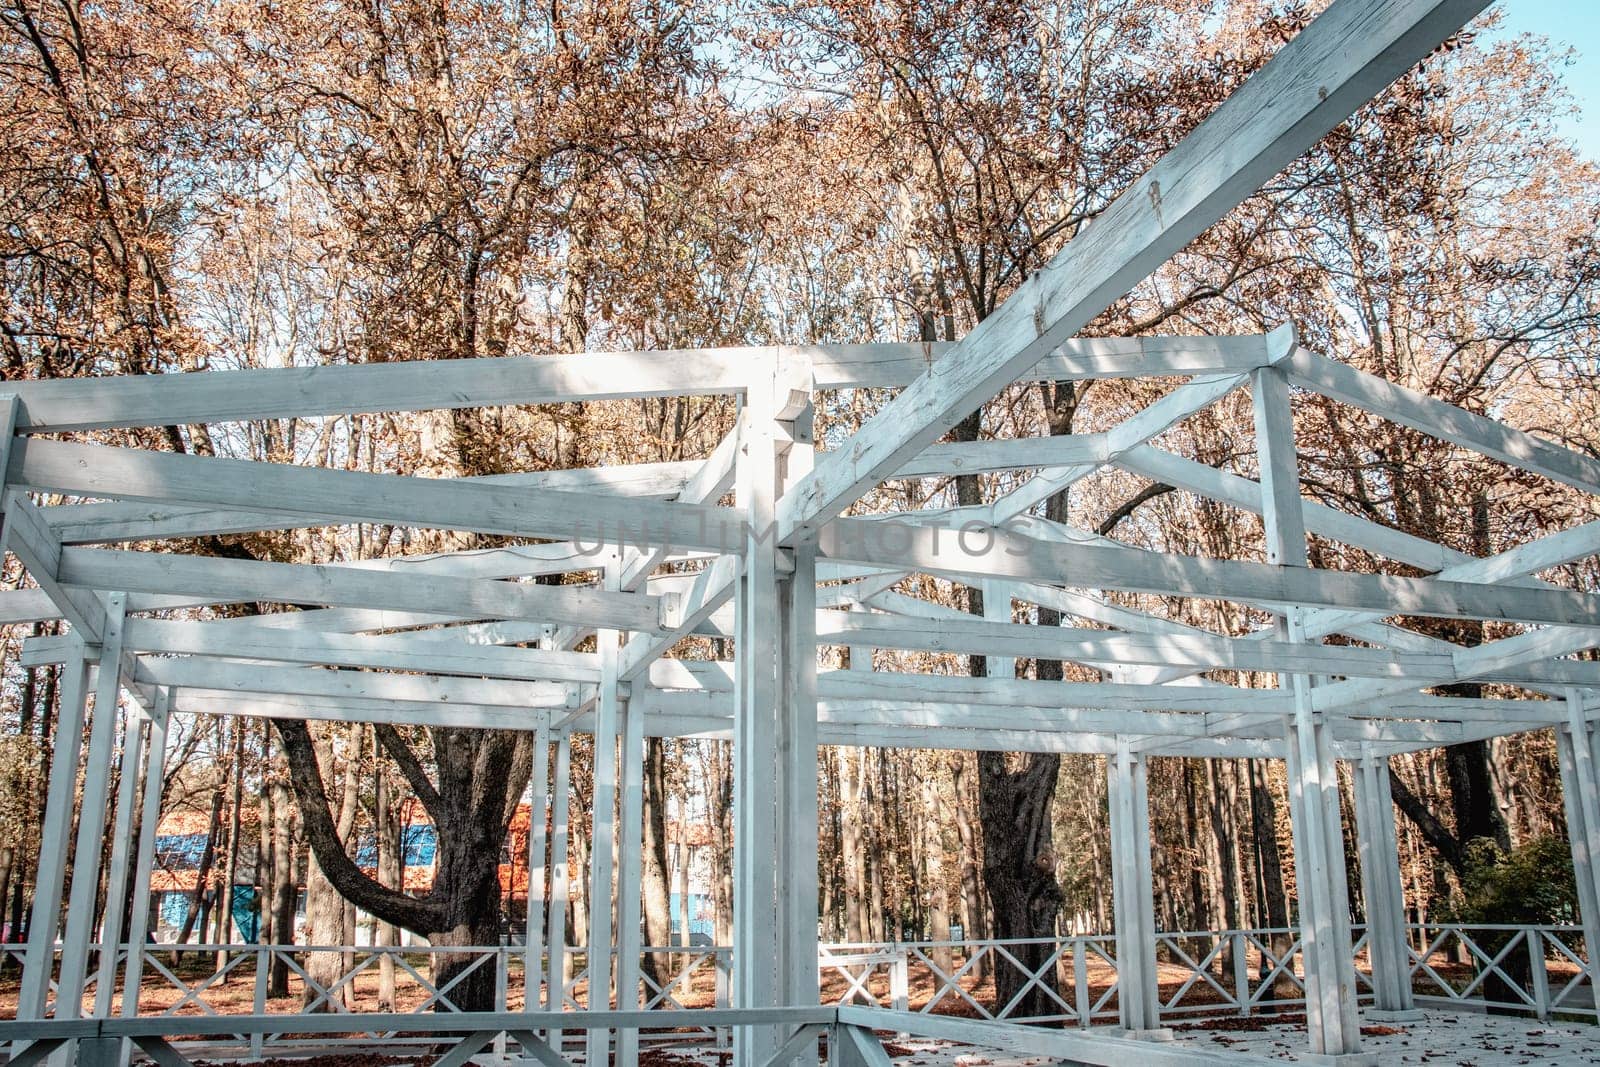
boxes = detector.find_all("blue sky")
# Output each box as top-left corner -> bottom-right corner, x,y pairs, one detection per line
1493,1 -> 1600,158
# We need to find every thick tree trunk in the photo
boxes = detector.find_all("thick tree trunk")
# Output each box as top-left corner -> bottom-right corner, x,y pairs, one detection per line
640,737 -> 673,993
267,757 -> 298,997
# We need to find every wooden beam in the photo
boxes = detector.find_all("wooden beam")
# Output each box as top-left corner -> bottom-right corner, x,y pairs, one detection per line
616,555 -> 740,682
775,0 -> 1490,540
56,547 -> 663,631
816,609 -> 1452,678
811,335 -> 1275,389
1285,347 -> 1600,496
21,619 -> 602,683
2,339 -> 1276,434
134,656 -> 578,709
10,438 -> 745,553
167,688 -> 553,730
41,462 -> 700,544
1,494 -> 105,642
819,515 -> 1600,626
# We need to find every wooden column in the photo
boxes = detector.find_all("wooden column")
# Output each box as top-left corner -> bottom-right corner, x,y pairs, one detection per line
547,731 -> 573,1050
777,372 -> 820,1037
736,350 -> 812,1062
524,723 -> 550,1010
1557,690 -> 1600,1018
93,703 -> 149,1017
1252,357 -> 1366,1061
615,681 -> 646,1061
1108,740 -> 1162,1034
121,690 -> 171,1020
586,561 -> 623,1065
1353,747 -> 1420,1020
16,641 -> 92,1024
56,595 -> 129,1030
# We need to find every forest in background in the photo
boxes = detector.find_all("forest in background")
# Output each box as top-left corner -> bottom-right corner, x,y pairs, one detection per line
1,0 -> 1598,1016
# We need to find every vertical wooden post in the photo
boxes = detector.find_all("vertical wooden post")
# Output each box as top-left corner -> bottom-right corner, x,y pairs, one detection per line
1353,746 -> 1420,1020
615,681 -> 646,1061
95,698 -> 151,1021
57,595 -> 129,1028
586,560 -> 623,1065
733,359 -> 780,1064
1108,739 -> 1162,1035
778,357 -> 819,1035
1556,690 -> 1600,1018
546,731 -> 573,1049
122,689 -> 170,1021
1251,347 -> 1365,1060
16,642 -> 92,1024
524,723 -> 550,1010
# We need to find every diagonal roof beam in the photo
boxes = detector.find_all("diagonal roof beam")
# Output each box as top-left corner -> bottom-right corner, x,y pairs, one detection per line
775,0 -> 1490,542
1284,347 -> 1600,495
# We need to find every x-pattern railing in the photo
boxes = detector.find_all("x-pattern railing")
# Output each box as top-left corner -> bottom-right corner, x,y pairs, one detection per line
1409,926 -> 1538,1011
989,940 -> 1076,1022
24,922 -> 1590,1043
1157,933 -> 1236,1012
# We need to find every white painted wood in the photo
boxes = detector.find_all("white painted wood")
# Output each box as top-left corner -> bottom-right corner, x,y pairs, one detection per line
620,419 -> 743,591
617,555 -> 740,682
1309,626 -> 1600,714
1286,347 -> 1600,496
1555,708 -> 1600,1018
817,610 -> 1453,678
1252,364 -> 1361,1057
132,654 -> 577,709
775,0 -> 1489,540
585,563 -> 623,1065
524,724 -> 550,1011
11,438 -> 745,554
1354,748 -> 1414,1015
56,596 -> 128,1023
777,389 -> 820,1028
615,682 -> 645,1061
7,349 -> 758,432
120,690 -> 170,1022
57,546 -> 661,632
0,589 -> 63,626
23,620 -> 603,683
16,644 -> 92,1022
43,463 -> 699,544
94,707 -> 146,1016
1108,741 -> 1160,1033
734,356 -> 784,1066
889,433 -> 1109,479
804,335 -> 1275,390
546,732 -> 573,1045
819,514 -> 1600,626
2,495 -> 106,643
1,336 -> 1271,440
989,359 -> 1273,523
166,688 -> 554,730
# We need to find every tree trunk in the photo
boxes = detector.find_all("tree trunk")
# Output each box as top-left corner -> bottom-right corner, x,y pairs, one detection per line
375,754 -> 400,1012
840,748 -> 864,942
1250,760 -> 1296,1000
267,756 -> 298,997
176,783 -> 224,948
950,753 -> 988,976
922,771 -> 952,973
640,737 -> 672,993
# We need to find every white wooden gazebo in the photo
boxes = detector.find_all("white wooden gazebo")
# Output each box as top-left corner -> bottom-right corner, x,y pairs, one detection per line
2,0 -> 1598,1064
